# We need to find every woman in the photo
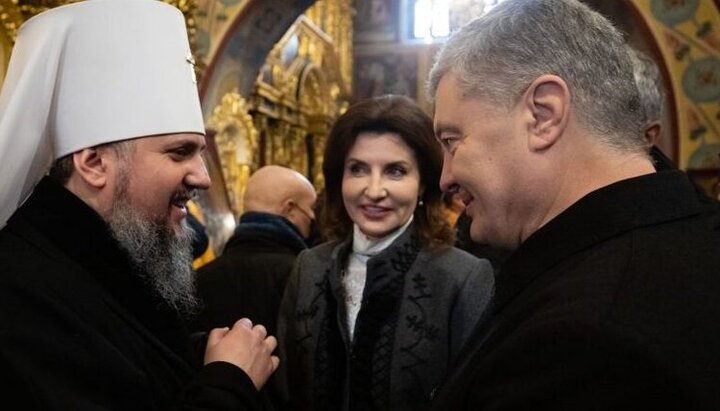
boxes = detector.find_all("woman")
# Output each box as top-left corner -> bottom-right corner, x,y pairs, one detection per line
275,95 -> 494,410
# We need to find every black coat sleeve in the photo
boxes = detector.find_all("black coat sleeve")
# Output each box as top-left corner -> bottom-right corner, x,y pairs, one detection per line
179,361 -> 268,410
454,319 -> 686,410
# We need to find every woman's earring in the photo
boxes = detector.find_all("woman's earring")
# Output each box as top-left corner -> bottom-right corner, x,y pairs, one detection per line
418,198 -> 424,206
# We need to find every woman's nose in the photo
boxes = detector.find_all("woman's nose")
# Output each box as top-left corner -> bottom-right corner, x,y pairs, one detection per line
364,175 -> 387,199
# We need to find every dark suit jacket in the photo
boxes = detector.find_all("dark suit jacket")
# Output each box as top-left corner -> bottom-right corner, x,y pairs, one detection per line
431,171 -> 720,410
192,212 -> 307,335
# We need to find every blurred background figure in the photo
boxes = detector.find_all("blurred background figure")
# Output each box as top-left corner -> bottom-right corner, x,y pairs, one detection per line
275,95 -> 494,410
716,154 -> 720,201
627,46 -> 674,171
187,208 -> 210,261
186,199 -> 214,269
628,46 -> 664,149
454,211 -> 512,273
192,165 -> 317,336
441,190 -> 465,227
716,173 -> 720,200
442,191 -> 510,272
629,45 -> 719,205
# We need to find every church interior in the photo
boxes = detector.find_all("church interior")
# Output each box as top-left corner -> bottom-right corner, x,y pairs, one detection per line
1,0 -> 718,263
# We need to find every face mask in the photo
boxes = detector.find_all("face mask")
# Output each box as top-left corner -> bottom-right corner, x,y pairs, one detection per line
187,212 -> 209,259
304,218 -> 322,247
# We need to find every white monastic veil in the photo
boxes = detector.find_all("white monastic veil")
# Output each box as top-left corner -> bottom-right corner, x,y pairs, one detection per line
0,13 -> 70,229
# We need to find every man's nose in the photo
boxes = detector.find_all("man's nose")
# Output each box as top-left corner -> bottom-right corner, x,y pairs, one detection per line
186,155 -> 211,190
439,152 -> 455,193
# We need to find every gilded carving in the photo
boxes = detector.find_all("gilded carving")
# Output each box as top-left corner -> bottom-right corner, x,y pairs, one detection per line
305,0 -> 353,90
249,0 -> 352,192
207,90 -> 259,217
165,0 -> 203,82
1,0 -> 201,81
0,0 -> 23,45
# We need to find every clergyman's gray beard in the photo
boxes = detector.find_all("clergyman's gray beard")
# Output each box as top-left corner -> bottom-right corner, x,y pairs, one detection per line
108,191 -> 199,317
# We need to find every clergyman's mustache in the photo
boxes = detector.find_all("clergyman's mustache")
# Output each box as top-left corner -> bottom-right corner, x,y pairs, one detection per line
171,188 -> 198,205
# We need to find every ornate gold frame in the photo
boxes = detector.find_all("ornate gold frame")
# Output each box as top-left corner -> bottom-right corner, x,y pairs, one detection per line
0,0 -> 199,83
250,12 -> 350,190
0,0 -> 22,82
206,90 -> 259,217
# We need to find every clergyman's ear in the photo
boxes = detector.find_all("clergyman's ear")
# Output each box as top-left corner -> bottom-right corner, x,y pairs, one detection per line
72,147 -> 110,188
524,74 -> 570,152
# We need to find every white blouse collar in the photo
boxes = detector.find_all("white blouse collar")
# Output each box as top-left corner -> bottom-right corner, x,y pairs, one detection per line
352,215 -> 414,257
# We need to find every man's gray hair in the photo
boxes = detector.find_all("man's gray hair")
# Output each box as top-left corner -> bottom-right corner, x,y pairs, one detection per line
427,0 -> 645,152
628,47 -> 665,126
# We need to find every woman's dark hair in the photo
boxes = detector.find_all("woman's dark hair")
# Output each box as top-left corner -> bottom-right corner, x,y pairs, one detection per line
321,94 -> 454,248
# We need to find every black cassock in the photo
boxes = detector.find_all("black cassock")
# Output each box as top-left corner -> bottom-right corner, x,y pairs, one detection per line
0,177 -> 264,410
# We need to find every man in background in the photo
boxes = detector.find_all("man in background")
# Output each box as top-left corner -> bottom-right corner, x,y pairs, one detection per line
628,47 -> 665,149
630,45 -> 720,202
193,165 -> 317,336
428,0 -> 720,408
627,46 -> 676,171
0,0 -> 276,408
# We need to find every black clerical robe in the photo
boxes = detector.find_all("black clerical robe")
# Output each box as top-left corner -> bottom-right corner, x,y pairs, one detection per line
0,177 -> 264,410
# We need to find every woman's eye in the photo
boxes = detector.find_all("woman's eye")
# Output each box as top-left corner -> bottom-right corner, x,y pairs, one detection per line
387,165 -> 407,178
347,163 -> 367,175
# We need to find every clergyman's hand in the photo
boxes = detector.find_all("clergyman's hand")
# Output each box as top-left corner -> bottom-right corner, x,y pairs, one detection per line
204,318 -> 280,390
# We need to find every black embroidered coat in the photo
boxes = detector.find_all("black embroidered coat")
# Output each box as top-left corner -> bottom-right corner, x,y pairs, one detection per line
275,223 -> 494,410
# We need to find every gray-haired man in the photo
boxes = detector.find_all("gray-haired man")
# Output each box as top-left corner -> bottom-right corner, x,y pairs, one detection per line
428,0 -> 720,408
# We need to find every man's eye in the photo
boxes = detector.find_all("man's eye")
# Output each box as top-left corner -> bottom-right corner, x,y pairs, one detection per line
442,137 -> 457,152
169,147 -> 192,159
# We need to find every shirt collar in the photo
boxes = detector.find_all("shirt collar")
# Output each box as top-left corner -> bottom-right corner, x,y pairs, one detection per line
352,215 -> 414,257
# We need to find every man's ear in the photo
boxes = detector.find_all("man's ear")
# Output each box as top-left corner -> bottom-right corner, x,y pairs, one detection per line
523,74 -> 570,152
280,199 -> 294,217
644,121 -> 661,147
72,147 -> 110,188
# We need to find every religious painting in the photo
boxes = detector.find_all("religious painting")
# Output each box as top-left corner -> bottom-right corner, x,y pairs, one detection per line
354,0 -> 399,43
644,0 -> 720,195
354,50 -> 418,100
